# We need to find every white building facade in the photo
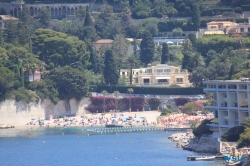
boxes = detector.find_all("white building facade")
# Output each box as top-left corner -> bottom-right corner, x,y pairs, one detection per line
203,80 -> 250,136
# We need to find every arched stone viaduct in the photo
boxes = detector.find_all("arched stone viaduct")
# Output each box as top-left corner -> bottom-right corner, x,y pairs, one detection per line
11,1 -> 88,19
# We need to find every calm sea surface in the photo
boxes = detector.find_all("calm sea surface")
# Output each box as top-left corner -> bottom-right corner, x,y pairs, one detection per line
0,127 -> 224,166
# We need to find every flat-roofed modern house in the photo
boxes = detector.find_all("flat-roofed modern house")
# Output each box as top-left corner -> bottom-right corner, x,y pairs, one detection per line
120,64 -> 191,87
203,79 -> 250,136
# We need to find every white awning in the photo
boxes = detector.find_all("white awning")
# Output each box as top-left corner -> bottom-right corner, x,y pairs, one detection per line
155,77 -> 170,79
176,76 -> 184,78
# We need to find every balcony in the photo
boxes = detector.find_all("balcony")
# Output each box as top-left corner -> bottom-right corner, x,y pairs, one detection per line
205,106 -> 217,110
239,107 -> 249,111
203,88 -> 216,92
228,86 -> 237,89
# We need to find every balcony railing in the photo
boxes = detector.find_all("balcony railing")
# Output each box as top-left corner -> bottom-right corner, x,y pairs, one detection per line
138,72 -> 188,76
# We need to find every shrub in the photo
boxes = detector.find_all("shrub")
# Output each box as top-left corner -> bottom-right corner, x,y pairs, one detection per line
183,101 -> 204,114
10,87 -> 36,103
221,126 -> 246,142
174,97 -> 191,106
86,96 -> 146,113
89,85 -> 204,95
193,119 -> 213,138
148,98 -> 161,110
172,28 -> 183,37
234,7 -> 243,13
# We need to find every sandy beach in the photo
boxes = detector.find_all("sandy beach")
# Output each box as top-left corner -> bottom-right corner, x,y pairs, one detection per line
23,111 -> 162,128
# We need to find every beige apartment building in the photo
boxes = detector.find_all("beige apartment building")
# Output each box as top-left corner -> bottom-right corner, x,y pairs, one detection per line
120,64 -> 191,87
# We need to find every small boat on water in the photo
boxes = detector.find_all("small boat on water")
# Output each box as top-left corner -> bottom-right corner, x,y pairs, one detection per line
105,124 -> 123,128
187,156 -> 215,161
225,161 -> 242,166
195,156 -> 215,161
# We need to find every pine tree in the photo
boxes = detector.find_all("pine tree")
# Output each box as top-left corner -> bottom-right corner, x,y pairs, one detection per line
140,31 -> 155,66
192,4 -> 200,31
161,43 -> 169,64
84,5 -> 92,26
103,49 -> 119,88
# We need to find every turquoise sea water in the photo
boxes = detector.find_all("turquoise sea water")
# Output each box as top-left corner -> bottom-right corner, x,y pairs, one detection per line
0,127 -> 224,166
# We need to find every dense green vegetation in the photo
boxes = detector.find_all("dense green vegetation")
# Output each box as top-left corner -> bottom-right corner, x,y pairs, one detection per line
221,126 -> 245,142
0,0 -> 250,106
193,119 -> 213,138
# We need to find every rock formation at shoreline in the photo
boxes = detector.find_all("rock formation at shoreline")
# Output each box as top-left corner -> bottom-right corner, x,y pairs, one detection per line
168,132 -> 194,148
168,132 -> 220,153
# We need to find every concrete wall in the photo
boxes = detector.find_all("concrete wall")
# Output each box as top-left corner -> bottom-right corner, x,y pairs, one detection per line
0,98 -> 90,126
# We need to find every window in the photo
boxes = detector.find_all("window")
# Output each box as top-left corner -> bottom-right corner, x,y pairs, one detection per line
210,26 -> 216,29
235,113 -> 238,119
122,72 -> 125,75
215,111 -> 218,118
225,121 -> 228,125
176,78 -> 183,82
164,69 -> 170,72
245,112 -> 249,117
157,69 -> 163,73
240,28 -> 244,32
147,69 -> 152,73
245,94 -> 248,98
248,28 -> 250,32
224,112 -> 228,116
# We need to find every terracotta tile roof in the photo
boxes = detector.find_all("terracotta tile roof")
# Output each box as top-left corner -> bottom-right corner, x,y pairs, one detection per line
0,15 -> 19,21
93,39 -> 113,44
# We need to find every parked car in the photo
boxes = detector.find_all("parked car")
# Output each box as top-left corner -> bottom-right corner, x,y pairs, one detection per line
139,94 -> 147,98
186,96 -> 194,100
194,95 -> 205,100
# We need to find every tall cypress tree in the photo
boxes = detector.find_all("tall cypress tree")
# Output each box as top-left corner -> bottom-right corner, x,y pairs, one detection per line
83,5 -> 98,42
0,30 -> 3,46
161,43 -> 169,64
192,4 -> 200,31
188,33 -> 197,50
140,31 -> 155,66
84,5 -> 92,26
87,42 -> 97,73
103,49 -> 119,89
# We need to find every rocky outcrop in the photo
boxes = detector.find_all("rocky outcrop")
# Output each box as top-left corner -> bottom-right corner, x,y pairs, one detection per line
168,133 -> 220,153
168,132 -> 195,148
186,136 -> 220,153
242,154 -> 250,166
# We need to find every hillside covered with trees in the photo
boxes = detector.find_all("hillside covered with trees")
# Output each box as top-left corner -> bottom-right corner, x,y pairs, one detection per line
0,1 -> 250,103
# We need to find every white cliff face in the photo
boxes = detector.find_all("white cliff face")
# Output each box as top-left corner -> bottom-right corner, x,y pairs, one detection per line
0,98 -> 90,126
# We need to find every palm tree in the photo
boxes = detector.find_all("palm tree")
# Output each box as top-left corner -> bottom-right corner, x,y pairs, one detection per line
127,56 -> 137,85
113,91 -> 120,112
127,88 -> 134,112
101,90 -> 108,113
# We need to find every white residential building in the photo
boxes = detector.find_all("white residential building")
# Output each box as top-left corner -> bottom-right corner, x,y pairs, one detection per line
203,80 -> 250,136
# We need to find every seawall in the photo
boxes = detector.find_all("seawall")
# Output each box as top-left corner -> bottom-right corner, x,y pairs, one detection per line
0,98 -> 90,126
